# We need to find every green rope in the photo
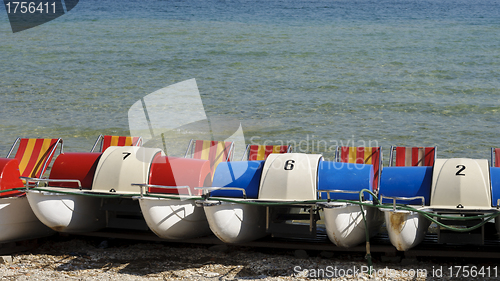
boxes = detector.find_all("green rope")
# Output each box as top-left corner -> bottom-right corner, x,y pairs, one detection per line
358,189 -> 373,274
138,193 -> 204,200
0,187 -> 26,194
28,187 -> 142,198
377,202 -> 500,223
24,187 -> 500,230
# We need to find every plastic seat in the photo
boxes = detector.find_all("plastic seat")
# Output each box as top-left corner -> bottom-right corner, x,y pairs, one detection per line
241,144 -> 292,161
8,138 -> 63,178
336,146 -> 382,191
1,138 -> 63,197
184,139 -> 234,180
379,146 -> 436,205
90,135 -> 142,152
389,146 -> 436,167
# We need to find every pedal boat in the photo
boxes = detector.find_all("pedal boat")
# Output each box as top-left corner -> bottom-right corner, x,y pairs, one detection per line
0,159 -> 54,242
133,156 -> 212,240
317,161 -> 383,248
201,153 -> 325,244
379,158 -> 500,251
196,160 -> 264,243
201,153 -> 380,245
26,146 -> 164,233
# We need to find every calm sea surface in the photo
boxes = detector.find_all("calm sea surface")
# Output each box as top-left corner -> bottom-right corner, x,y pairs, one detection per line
1,0 -> 499,162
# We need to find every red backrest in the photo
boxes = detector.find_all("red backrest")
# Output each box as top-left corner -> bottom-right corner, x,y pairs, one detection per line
48,153 -> 102,189
394,147 -> 435,167
0,158 -> 24,197
148,156 -> 211,195
494,148 -> 500,167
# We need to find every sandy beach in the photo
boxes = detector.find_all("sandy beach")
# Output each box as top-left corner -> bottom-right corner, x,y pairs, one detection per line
2,235 -> 497,280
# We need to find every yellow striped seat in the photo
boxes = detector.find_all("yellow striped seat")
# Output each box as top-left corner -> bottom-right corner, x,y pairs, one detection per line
9,138 -> 63,178
185,139 -> 234,181
244,144 -> 291,160
91,135 -> 142,152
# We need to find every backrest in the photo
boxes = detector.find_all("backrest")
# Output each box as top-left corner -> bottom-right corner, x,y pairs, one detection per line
185,140 -> 234,179
244,144 -> 291,161
0,158 -> 24,197
336,146 -> 382,191
492,148 -> 500,167
91,135 -> 142,152
390,146 -> 436,167
8,138 -> 63,178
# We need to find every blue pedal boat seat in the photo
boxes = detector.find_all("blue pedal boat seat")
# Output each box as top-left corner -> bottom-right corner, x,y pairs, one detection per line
210,160 -> 264,199
317,161 -> 374,201
379,166 -> 432,206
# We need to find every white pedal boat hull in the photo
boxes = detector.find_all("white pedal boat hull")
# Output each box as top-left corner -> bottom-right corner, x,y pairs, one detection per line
204,202 -> 266,243
323,203 -> 383,248
26,189 -> 105,233
382,209 -> 430,251
138,197 -> 211,240
0,196 -> 54,242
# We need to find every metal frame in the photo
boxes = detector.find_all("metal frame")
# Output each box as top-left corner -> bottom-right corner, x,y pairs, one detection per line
388,145 -> 437,167
183,139 -> 195,158
379,195 -> 425,211
90,134 -> 104,152
388,145 -> 395,167
240,144 -> 293,161
492,148 -> 498,167
265,204 -> 318,235
132,183 -> 192,197
184,139 -> 235,161
20,177 -> 82,190
317,189 -> 365,201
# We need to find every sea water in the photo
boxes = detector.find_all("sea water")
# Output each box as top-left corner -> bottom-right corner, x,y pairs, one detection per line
0,0 -> 499,162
